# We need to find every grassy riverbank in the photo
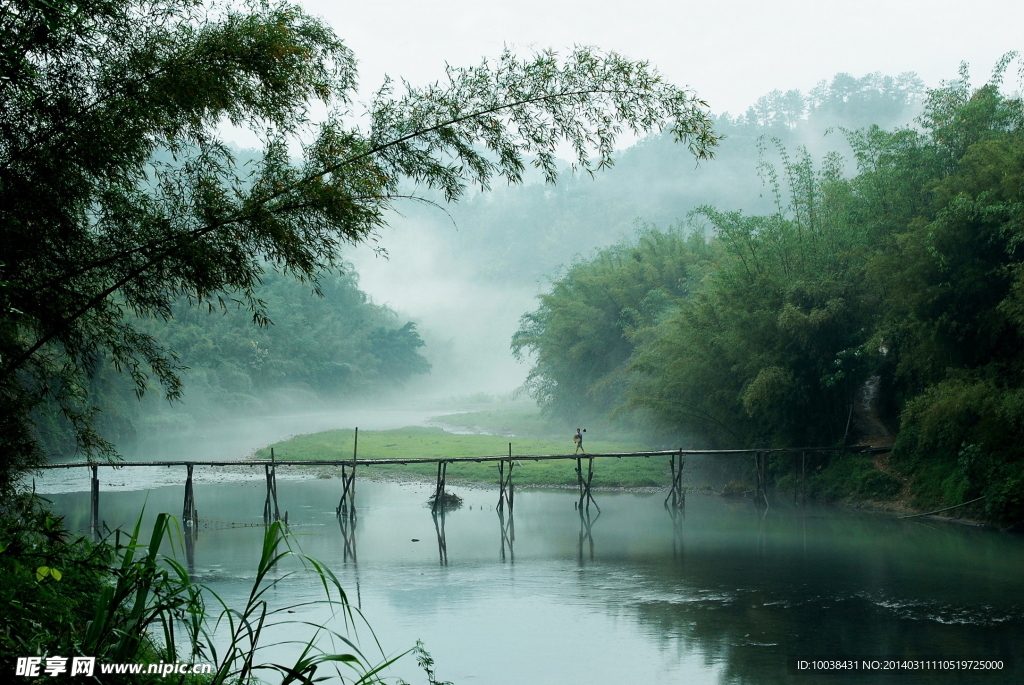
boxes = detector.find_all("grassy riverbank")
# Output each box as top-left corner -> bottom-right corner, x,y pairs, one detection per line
253,423 -> 670,488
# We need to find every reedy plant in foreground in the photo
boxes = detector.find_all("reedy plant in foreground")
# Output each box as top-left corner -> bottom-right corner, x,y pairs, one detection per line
3,496 -> 419,683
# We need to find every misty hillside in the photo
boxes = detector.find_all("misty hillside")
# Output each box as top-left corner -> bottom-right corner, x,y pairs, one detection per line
35,271 -> 431,454
390,71 -> 925,286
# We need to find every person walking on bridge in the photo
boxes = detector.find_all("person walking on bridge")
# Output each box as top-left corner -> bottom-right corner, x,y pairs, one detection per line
573,428 -> 586,454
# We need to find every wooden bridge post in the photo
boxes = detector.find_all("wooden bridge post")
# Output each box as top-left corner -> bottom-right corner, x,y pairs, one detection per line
497,443 -> 515,513
577,506 -> 597,562
184,517 -> 197,575
498,505 -> 515,562
497,459 -> 505,511
432,507 -> 448,566
90,465 -> 99,540
182,463 -> 197,527
664,450 -> 685,510
576,456 -> 584,505
432,460 -> 449,512
507,443 -> 515,513
336,465 -> 347,515
350,427 -> 357,505
665,453 -> 675,509
584,457 -> 599,512
338,507 -> 357,564
336,429 -> 359,515
575,456 -> 598,510
264,448 -> 280,524
432,461 -> 443,511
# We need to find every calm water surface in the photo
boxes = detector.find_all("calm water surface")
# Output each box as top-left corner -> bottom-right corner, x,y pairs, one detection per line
46,477 -> 1024,684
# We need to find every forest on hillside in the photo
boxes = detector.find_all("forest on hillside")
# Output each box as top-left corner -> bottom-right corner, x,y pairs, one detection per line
513,62 -> 1024,524
34,271 -> 430,455
396,70 -> 926,285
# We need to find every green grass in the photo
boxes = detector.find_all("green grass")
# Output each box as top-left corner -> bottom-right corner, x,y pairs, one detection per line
430,408 -> 564,437
431,407 -> 653,442
254,426 -> 672,487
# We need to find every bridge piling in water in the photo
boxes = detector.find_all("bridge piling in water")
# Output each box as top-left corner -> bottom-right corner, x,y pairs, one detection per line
498,507 -> 515,561
575,456 -> 599,511
754,451 -> 770,508
665,451 -> 685,510
335,428 -> 359,515
263,448 -> 280,523
41,445 -> 889,536
497,443 -> 515,513
89,465 -> 99,540
338,508 -> 357,563
432,508 -> 448,566
431,460 -> 449,512
584,457 -> 598,511
182,463 -> 198,528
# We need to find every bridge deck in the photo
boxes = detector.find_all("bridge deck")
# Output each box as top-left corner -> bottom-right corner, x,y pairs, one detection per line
38,445 -> 887,469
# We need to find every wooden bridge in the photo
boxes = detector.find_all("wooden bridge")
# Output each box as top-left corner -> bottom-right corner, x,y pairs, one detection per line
37,427 -> 888,540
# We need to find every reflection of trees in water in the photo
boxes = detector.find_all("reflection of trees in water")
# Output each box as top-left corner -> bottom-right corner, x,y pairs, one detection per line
580,507 -> 1024,685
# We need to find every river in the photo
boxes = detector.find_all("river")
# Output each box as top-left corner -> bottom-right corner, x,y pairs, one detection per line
43,471 -> 1024,684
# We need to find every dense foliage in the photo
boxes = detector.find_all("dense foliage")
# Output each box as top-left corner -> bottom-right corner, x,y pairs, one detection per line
36,270 -> 430,453
512,227 -> 714,419
0,0 -> 718,489
515,60 -> 1024,523
1,498 -> 407,683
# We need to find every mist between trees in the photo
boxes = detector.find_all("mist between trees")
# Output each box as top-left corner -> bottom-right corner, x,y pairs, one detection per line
17,66 -> 930,465
513,57 -> 1024,525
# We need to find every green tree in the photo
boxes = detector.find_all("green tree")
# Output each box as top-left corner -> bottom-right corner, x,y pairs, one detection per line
0,0 -> 718,489
512,225 -> 712,420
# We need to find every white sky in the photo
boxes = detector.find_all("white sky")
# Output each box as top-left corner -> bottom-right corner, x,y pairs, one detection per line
302,0 -> 1021,117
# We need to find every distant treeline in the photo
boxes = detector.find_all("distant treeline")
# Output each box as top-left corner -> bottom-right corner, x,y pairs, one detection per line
36,270 -> 429,453
403,71 -> 926,286
514,62 -> 1024,523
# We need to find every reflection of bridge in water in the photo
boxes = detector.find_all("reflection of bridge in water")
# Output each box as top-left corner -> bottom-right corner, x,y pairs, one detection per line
40,437 -> 888,569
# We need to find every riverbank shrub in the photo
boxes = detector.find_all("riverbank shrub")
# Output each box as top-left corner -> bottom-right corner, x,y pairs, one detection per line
1,496 -> 115,678
891,377 -> 1024,523
1,497 -> 422,683
803,455 -> 902,502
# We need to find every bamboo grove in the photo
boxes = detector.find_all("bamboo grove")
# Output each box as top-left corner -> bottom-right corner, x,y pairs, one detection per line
514,60 -> 1024,524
